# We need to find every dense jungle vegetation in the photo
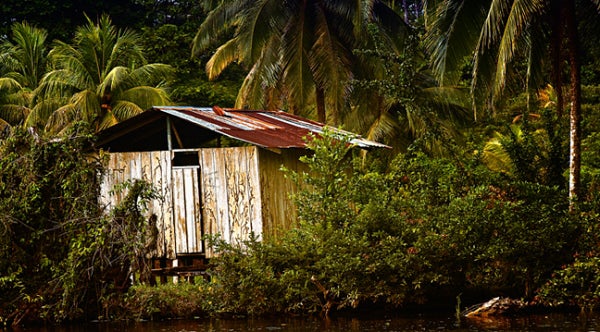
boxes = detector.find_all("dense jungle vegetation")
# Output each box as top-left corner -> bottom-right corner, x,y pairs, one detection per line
2,0 -> 600,326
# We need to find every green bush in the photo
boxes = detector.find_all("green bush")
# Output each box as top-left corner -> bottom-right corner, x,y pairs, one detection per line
122,283 -> 210,320
538,256 -> 600,311
203,131 -> 581,316
0,124 -> 161,325
0,124 -> 103,325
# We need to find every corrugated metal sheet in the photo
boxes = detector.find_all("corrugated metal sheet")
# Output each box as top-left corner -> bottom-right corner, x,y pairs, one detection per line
155,106 -> 389,149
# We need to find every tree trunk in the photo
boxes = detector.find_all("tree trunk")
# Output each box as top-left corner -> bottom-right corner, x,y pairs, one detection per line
550,2 -> 564,118
565,1 -> 582,209
316,86 -> 326,123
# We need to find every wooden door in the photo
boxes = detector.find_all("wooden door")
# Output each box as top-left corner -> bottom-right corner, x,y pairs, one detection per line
172,165 -> 203,254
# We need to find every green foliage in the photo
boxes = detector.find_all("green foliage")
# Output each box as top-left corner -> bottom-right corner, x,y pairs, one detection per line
0,124 -> 103,324
55,179 -> 160,322
30,15 -> 173,133
482,105 -> 568,188
122,283 -> 209,320
204,132 -> 580,316
286,130 -> 357,228
538,257 -> 600,311
0,125 -> 160,325
350,24 -> 471,153
203,234 -> 293,315
535,190 -> 600,311
140,21 -> 242,108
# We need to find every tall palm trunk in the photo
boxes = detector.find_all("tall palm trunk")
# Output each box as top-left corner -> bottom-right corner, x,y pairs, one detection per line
549,2 -> 564,118
316,86 -> 326,123
565,1 -> 581,209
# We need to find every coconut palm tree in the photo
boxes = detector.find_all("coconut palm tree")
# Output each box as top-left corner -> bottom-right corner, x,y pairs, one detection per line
193,0 -> 408,125
425,0 -> 600,206
30,15 -> 173,133
345,24 -> 471,154
0,22 -> 48,127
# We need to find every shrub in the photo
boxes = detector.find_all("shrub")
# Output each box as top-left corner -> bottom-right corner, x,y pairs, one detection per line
122,283 -> 210,320
203,131 -> 580,316
0,124 -> 161,325
0,124 -> 103,325
537,256 -> 600,311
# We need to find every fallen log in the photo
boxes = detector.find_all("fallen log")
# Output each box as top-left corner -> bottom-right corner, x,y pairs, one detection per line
462,297 -> 526,318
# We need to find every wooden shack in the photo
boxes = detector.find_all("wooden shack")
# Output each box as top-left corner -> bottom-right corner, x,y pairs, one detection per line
96,106 -> 387,269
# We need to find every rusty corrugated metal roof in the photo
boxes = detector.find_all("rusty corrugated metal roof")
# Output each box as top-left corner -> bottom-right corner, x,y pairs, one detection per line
153,106 -> 390,149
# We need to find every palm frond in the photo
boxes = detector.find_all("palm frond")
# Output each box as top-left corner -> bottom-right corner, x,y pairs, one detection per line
420,85 -> 472,123
488,0 -> 543,98
128,64 -> 174,86
107,28 -> 145,70
45,103 -> 77,134
281,8 -> 315,116
3,22 -> 48,88
425,0 -> 492,84
117,86 -> 171,113
32,15 -> 171,132
70,90 -> 100,123
364,108 -> 401,143
236,49 -> 279,109
192,0 -> 253,55
96,111 -> 120,131
310,4 -> 354,125
0,104 -> 30,125
99,66 -> 130,97
110,99 -> 146,123
370,0 -> 411,53
236,0 -> 282,63
26,97 -> 67,128
0,117 -> 13,137
36,68 -> 89,100
206,38 -> 242,80
483,132 -> 514,173
0,77 -> 22,91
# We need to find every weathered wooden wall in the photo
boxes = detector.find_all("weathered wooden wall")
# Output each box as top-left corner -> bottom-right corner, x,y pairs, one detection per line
199,146 -> 262,258
100,146 -> 265,259
100,151 -> 176,259
258,148 -> 306,239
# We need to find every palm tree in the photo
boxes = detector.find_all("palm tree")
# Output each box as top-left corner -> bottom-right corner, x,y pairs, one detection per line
346,24 -> 471,154
30,15 -> 173,133
0,22 -> 48,127
425,0 -> 600,206
482,124 -> 548,181
193,0 -> 408,125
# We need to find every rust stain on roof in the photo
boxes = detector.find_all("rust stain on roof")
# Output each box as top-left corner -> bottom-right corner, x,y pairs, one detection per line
154,106 -> 389,149
96,106 -> 390,150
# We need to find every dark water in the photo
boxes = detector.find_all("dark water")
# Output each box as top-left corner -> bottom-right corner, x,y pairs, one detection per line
7,313 -> 600,332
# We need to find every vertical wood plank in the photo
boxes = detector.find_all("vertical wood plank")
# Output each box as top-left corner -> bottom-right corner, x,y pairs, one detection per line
246,146 -> 263,239
129,152 -> 141,181
199,149 -> 218,258
150,151 -> 165,257
99,154 -> 115,211
113,153 -> 126,204
173,168 -> 187,253
214,149 -> 231,243
162,151 -> 176,259
99,151 -> 179,259
183,168 -> 197,252
194,154 -> 204,253
258,148 -> 302,239
224,148 -> 241,244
